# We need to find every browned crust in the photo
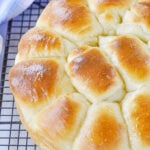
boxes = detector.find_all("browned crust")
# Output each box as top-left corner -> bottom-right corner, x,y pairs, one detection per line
68,48 -> 116,94
9,59 -> 58,104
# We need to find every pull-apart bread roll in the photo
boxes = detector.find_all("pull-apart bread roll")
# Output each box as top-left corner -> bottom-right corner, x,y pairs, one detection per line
8,0 -> 150,150
118,0 -> 150,42
99,35 -> 150,91
37,0 -> 102,45
87,0 -> 133,35
9,58 -> 74,117
123,87 -> 150,150
66,46 -> 124,103
16,27 -> 75,62
74,103 -> 130,150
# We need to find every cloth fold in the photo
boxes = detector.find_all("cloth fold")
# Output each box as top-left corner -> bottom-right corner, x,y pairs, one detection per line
0,0 -> 34,25
0,35 -> 3,55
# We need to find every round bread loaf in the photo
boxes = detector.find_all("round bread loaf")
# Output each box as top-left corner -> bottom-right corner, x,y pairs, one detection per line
9,0 -> 150,150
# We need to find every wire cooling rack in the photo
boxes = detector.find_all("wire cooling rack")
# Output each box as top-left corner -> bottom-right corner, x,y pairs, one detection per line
0,0 -> 49,149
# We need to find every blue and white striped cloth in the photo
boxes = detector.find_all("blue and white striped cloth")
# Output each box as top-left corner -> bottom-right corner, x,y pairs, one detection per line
0,0 -> 34,54
0,0 -> 34,25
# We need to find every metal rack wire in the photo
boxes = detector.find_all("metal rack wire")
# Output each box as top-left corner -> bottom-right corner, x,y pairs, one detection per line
0,1 -> 49,149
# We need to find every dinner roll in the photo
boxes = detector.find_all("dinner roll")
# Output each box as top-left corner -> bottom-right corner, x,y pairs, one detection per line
99,35 -> 150,91
87,0 -> 133,35
9,58 -> 74,121
16,27 -> 75,62
66,46 -> 124,103
36,93 -> 89,150
8,0 -> 150,149
118,0 -> 150,41
123,86 -> 150,150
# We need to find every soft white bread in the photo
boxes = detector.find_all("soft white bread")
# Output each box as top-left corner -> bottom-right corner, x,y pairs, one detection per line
73,102 -> 130,150
12,92 -> 89,150
66,45 -> 125,103
118,0 -> 150,42
8,0 -> 150,150
123,86 -> 150,150
99,35 -> 150,91
87,0 -> 133,35
36,93 -> 89,150
58,0 -> 87,4
36,0 -> 102,46
16,27 -> 75,62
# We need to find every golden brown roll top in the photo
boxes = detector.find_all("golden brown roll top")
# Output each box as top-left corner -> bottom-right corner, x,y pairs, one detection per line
118,0 -> 150,41
123,87 -> 150,150
88,0 -> 131,13
8,0 -> 150,149
73,103 -> 130,150
87,0 -> 132,35
109,36 -> 150,79
58,0 -> 87,4
99,35 -> 150,91
18,27 -> 63,57
9,59 -> 58,104
37,93 -> 89,150
16,27 -> 75,62
9,58 -> 74,107
37,0 -> 102,46
133,0 -> 150,28
66,46 -> 124,103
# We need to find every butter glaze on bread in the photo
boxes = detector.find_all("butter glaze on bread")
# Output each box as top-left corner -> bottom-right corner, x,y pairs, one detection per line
37,0 -> 102,45
118,0 -> 150,41
9,59 -> 59,103
9,0 -> 150,150
74,103 -> 130,150
66,46 -> 124,102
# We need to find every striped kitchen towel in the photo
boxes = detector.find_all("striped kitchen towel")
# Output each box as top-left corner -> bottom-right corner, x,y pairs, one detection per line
0,0 -> 34,25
